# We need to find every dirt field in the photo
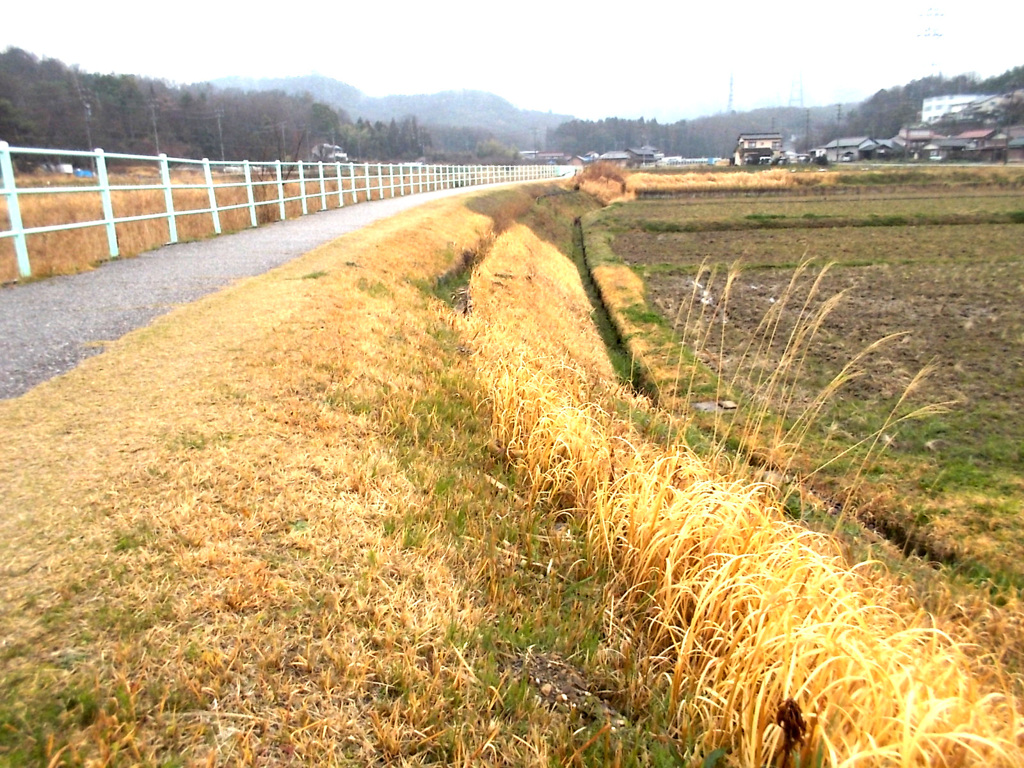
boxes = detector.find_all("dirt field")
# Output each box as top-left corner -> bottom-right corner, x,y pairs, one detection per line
600,190 -> 1024,588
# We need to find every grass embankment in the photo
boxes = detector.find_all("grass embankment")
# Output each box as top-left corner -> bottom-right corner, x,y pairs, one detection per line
1,182 -> 1022,765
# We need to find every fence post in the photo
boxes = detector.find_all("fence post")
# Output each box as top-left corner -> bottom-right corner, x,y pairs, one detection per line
93,149 -> 120,259
243,160 -> 258,228
159,153 -> 178,244
298,161 -> 308,216
335,163 -> 345,207
202,158 -> 222,236
318,162 -> 327,211
275,161 -> 286,220
349,163 -> 358,204
389,163 -> 396,198
362,162 -> 371,202
0,141 -> 31,279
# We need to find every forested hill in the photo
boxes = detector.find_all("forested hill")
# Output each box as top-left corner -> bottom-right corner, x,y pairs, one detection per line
839,67 -> 1024,138
211,75 -> 572,153
0,49 -> 557,162
0,48 -> 431,161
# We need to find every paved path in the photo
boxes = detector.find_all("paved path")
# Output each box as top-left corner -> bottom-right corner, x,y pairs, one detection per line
0,186 -> 489,400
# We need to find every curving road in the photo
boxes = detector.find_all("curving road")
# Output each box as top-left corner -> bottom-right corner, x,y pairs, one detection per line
0,186 -> 495,400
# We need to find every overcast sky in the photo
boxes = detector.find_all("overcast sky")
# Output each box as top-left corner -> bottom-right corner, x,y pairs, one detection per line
2,1 -> 1022,122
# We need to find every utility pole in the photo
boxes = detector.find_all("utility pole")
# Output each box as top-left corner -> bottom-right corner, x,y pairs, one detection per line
149,99 -> 161,155
82,99 -> 93,151
215,109 -> 225,161
71,72 -> 94,154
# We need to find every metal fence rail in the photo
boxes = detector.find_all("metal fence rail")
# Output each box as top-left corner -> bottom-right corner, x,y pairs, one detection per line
0,142 -> 573,280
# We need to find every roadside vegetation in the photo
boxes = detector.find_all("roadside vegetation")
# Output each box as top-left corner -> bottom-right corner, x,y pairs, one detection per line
1,172 -> 1023,766
1,166 -> 441,283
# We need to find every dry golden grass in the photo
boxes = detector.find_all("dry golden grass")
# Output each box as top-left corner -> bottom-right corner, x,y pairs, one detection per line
2,182 -> 1022,766
0,195 -> 515,764
626,169 -> 837,195
573,162 -> 635,205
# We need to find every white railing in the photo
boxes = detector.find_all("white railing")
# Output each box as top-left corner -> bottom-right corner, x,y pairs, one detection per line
0,141 -> 574,280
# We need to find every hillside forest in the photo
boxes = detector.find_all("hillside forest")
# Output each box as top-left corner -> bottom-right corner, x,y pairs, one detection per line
0,48 -> 517,164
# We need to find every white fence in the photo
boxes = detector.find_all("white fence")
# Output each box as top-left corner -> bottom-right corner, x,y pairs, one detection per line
0,141 -> 573,280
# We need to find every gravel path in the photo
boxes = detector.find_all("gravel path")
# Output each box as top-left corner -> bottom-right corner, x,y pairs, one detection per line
0,186 -> 490,400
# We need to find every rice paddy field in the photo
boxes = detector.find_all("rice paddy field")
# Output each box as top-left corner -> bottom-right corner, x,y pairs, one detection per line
585,177 -> 1024,591
2,175 -> 1024,766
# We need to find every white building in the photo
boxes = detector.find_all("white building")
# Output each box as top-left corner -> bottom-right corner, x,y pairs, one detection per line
921,94 -> 991,124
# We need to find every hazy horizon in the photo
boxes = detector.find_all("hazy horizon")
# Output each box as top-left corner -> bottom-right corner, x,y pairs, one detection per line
3,0 -> 1022,123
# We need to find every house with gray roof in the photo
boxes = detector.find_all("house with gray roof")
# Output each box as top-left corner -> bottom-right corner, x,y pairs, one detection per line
733,133 -> 783,165
816,137 -> 884,163
626,146 -> 662,166
597,150 -> 631,167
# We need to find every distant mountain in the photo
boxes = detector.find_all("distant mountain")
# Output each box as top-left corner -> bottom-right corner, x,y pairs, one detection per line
209,75 -> 572,149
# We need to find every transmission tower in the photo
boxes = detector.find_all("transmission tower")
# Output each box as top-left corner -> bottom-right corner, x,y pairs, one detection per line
727,73 -> 734,113
918,6 -> 944,74
788,76 -> 804,109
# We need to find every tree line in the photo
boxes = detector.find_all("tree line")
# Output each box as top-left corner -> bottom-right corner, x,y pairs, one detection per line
547,108 -> 837,158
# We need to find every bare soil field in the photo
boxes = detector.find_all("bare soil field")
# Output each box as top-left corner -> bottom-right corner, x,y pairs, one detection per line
598,190 -> 1024,589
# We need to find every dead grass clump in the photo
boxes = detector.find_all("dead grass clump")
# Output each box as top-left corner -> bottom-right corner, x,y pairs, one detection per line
575,161 -> 634,204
